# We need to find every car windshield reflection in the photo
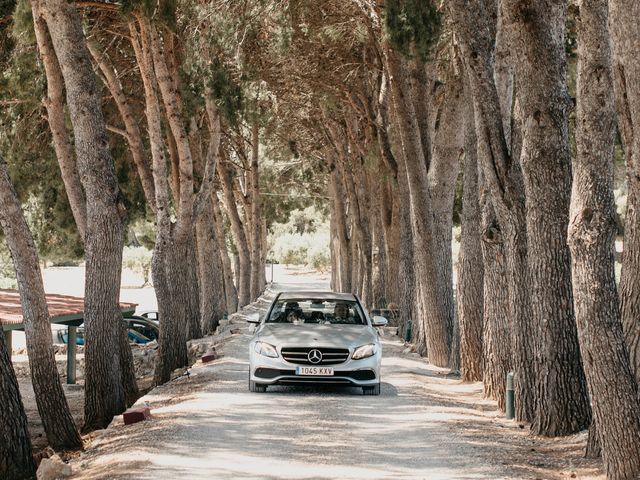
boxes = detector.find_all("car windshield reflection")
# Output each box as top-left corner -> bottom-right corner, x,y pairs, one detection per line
265,299 -> 366,325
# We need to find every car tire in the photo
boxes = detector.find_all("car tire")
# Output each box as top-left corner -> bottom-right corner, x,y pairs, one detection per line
249,379 -> 267,393
363,383 -> 381,395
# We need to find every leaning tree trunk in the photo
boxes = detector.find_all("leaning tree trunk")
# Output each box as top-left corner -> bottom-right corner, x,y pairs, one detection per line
450,0 -> 536,423
0,155 -> 82,450
0,330 -> 35,480
457,93 -> 484,382
35,0 -> 132,429
609,0 -> 640,389
32,15 -> 87,239
219,157 -> 251,308
87,40 -> 156,208
568,2 -> 640,477
504,0 -> 591,436
386,47 -> 450,366
150,23 -> 201,342
131,18 -> 186,385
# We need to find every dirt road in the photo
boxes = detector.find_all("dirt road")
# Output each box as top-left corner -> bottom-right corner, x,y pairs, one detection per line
68,275 -> 602,480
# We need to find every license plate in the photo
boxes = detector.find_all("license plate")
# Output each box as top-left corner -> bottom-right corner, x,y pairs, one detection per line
295,366 -> 334,376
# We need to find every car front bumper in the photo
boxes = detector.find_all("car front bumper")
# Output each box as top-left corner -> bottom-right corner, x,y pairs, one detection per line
249,348 -> 381,387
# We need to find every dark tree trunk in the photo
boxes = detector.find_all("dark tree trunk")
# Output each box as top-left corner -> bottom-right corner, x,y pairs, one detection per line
211,193 -> 238,313
0,155 -> 82,450
35,0 -> 132,430
480,199 -> 510,410
0,330 -> 36,479
457,91 -> 484,383
609,0 -> 640,390
569,2 -> 640,476
196,198 -> 225,334
504,0 -> 591,436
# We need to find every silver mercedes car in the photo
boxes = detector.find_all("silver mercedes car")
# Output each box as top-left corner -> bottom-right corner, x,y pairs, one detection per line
248,291 -> 387,395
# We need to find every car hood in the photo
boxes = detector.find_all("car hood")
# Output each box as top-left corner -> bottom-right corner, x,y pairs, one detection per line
255,323 -> 378,349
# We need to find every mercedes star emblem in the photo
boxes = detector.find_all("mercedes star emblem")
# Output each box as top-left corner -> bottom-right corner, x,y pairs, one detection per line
308,349 -> 323,364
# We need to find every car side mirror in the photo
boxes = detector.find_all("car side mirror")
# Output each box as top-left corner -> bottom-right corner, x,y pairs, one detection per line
247,313 -> 261,324
372,315 -> 388,327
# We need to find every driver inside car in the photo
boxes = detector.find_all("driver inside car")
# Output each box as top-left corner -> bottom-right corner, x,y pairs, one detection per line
333,302 -> 352,323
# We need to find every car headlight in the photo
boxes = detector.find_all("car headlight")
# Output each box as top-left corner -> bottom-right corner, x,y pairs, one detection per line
254,341 -> 278,358
352,344 -> 377,360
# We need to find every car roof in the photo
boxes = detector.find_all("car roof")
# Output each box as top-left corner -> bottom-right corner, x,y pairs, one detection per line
277,291 -> 357,301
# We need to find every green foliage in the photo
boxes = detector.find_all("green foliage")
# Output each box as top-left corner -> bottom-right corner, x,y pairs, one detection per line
208,57 -> 244,126
384,0 -> 441,61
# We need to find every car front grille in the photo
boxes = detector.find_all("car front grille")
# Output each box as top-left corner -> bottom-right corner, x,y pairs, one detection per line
254,367 -> 376,382
280,347 -> 350,365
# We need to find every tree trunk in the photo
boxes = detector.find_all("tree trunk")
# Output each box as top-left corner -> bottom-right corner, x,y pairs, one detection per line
609,0 -> 640,390
130,18 -> 186,385
0,155 -> 82,450
0,330 -> 36,479
87,40 -> 156,209
211,193 -> 238,313
385,47 -> 450,366
32,15 -> 87,239
219,156 -> 251,307
429,72 -> 466,367
457,91 -> 484,383
504,0 -> 591,436
329,163 -> 352,293
249,122 -> 262,301
480,198 -> 510,410
196,200 -> 225,333
150,24 -> 201,341
568,2 -> 640,477
35,0 -> 131,429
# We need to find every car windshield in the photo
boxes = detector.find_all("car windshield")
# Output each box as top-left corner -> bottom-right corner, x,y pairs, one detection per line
266,299 -> 366,325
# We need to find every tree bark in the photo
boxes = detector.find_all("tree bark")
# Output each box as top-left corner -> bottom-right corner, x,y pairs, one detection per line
504,0 -> 591,436
34,0 -> 132,429
450,0 -> 539,424
0,155 -> 82,450
211,192 -> 238,313
249,122 -> 262,301
429,71 -> 466,367
150,24 -> 201,341
32,15 -> 87,239
130,19 -> 187,385
609,0 -> 640,390
457,88 -> 484,383
87,40 -> 156,209
219,155 -> 251,308
196,198 -> 225,333
0,330 -> 36,479
568,2 -> 640,477
385,46 -> 450,366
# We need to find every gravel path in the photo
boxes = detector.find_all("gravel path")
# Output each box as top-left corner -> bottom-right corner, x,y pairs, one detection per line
68,278 -> 601,480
